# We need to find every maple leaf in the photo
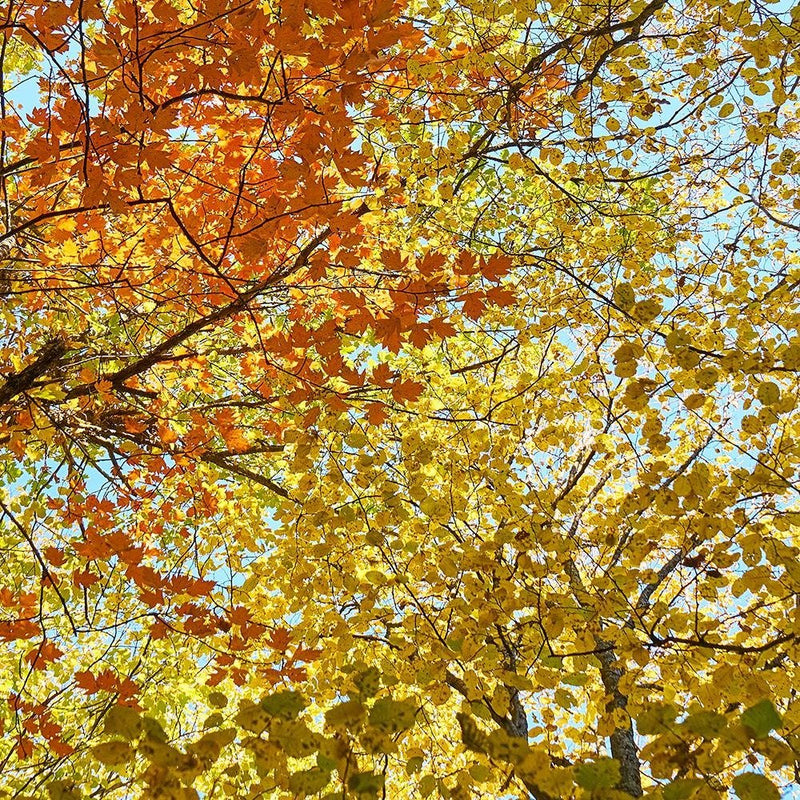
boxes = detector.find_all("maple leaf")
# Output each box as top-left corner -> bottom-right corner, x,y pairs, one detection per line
2,0 -> 799,797
268,627 -> 292,653
48,739 -> 75,757
374,316 -> 403,352
429,318 -> 458,340
292,646 -> 323,663
43,546 -> 65,566
75,671 -> 99,695
460,292 -> 486,320
366,402 -> 389,425
15,737 -> 33,761
408,323 -> 433,349
391,378 -> 424,404
0,620 -> 39,642
480,254 -> 513,281
157,423 -> 180,446
485,286 -> 517,307
24,641 -> 64,669
370,363 -> 395,387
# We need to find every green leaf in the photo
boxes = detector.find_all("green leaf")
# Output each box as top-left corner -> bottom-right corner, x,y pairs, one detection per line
36,384 -> 67,401
91,740 -> 134,768
418,775 -> 437,797
469,763 -> 492,782
288,767 -> 331,796
575,758 -> 621,790
203,712 -> 224,729
540,655 -> 562,669
271,719 -> 320,757
406,756 -> 424,775
457,713 -> 489,754
141,715 -> 168,743
235,702 -> 270,733
681,711 -> 727,739
208,690 -> 228,708
198,727 -> 236,749
46,781 -> 81,800
348,771 -> 384,797
138,740 -> 183,768
486,728 -> 528,762
470,701 -> 492,720
741,700 -> 782,738
260,690 -> 307,720
732,773 -> 780,800
368,697 -> 416,733
636,703 -> 678,735
102,705 -> 143,739
354,666 -> 382,697
325,699 -> 366,729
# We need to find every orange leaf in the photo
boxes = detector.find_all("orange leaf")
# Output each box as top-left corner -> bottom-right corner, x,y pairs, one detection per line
461,292 -> 486,320
480,254 -> 513,281
391,379 -> 424,404
157,423 -> 180,446
268,627 -> 292,652
366,402 -> 388,425
24,641 -> 64,669
485,286 -> 517,307
75,671 -> 98,694
44,546 -> 66,567
15,736 -> 34,760
293,646 -> 323,663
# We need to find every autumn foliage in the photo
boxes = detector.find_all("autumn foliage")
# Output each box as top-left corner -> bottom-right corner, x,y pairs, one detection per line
1,0 -> 800,797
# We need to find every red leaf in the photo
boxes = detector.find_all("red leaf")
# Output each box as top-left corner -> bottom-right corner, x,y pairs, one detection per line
408,323 -> 433,349
480,254 -> 513,281
230,606 -> 250,627
72,569 -> 101,588
284,666 -> 308,682
371,363 -> 395,387
25,641 -> 64,669
391,379 -> 424,404
0,619 -> 40,642
429,318 -> 457,340
461,292 -> 486,320
268,627 -> 292,652
485,286 -> 517,307
75,671 -> 98,694
49,739 -> 75,757
44,546 -> 66,567
366,402 -> 388,425
293,646 -> 323,663
374,316 -> 402,352
16,736 -> 34,760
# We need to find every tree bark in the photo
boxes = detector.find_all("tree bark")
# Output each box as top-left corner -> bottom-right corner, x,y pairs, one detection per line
596,641 -> 643,797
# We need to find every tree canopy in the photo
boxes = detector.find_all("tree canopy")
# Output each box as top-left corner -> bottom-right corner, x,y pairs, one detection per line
1,0 -> 800,797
